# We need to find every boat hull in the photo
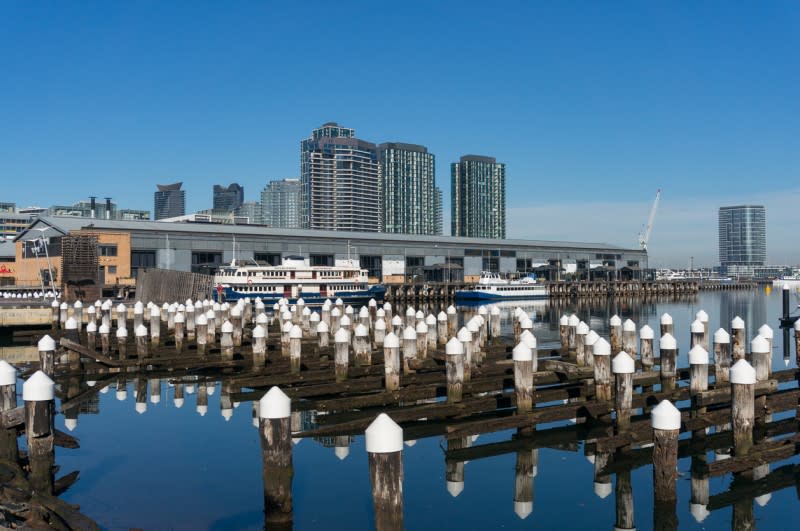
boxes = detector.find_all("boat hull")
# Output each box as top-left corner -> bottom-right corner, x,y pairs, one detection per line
215,284 -> 386,306
455,289 -> 548,302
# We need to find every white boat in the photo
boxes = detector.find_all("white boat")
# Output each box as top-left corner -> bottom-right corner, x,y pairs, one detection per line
455,272 -> 549,302
771,276 -> 800,287
213,256 -> 386,305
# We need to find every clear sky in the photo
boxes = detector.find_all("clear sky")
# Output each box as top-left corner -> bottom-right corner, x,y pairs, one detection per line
2,2 -> 798,267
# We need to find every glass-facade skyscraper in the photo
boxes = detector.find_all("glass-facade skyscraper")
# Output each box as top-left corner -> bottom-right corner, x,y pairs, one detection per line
451,155 -> 506,239
378,142 -> 438,235
261,178 -> 302,228
300,123 -> 381,232
154,182 -> 186,220
718,205 -> 766,273
213,183 -> 244,212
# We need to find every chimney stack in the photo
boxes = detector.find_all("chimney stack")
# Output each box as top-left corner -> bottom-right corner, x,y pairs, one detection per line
105,198 -> 112,220
89,196 -> 96,219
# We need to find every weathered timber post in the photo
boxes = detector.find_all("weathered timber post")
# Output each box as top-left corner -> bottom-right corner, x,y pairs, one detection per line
59,302 -> 68,328
280,320 -> 293,358
167,303 -> 176,331
50,299 -> 59,329
467,318 -> 481,365
558,315 -> 568,352
383,333 -> 400,392
731,316 -> 745,362
174,311 -> 185,352
730,359 -> 756,456
660,312 -> 673,338
133,301 -> 144,330
696,309 -> 709,351
447,305 -> 457,339
690,319 -> 704,350
317,321 -> 330,349
402,326 -> 417,374
196,382 -> 208,417
612,351 -> 635,431
751,335 -> 769,420
576,321 -> 589,366
374,318 -> 386,348
514,447 -> 536,520
415,321 -> 428,360
659,333 -> 677,391
37,335 -> 56,377
321,301 -> 332,328
195,313 -> 208,356
405,306 -> 415,329
651,400 -> 681,531
185,303 -> 195,341
135,377 -> 148,415
86,321 -> 97,352
101,300 -> 112,329
0,361 -> 18,461
513,342 -> 534,414
490,305 -> 501,341
330,307 -> 341,335
86,304 -> 96,330
135,324 -> 149,360
593,338 -> 612,402
116,303 -> 127,331
584,330 -> 599,368
688,345 -> 709,396
437,311 -> 448,345
615,469 -> 635,531
622,319 -> 637,361
609,315 -> 622,354
689,454 -> 710,525
221,320 -> 234,360
150,305 -> 161,347
252,324 -> 267,367
757,324 -> 773,376
425,314 -> 437,351
302,307 -> 312,334
205,309 -> 216,345
567,314 -> 579,353
99,323 -> 110,355
231,304 -> 243,347
639,324 -> 654,369
391,315 -> 403,338
259,387 -> 293,530
116,326 -> 128,359
457,327 -> 473,383
334,328 -> 350,382
289,325 -> 303,375
366,413 -> 403,531
73,300 -> 83,331
445,337 -> 464,403
713,328 -> 731,383
24,371 -> 55,495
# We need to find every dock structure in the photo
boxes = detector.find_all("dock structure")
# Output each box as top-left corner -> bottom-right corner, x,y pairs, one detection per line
1,295 -> 799,528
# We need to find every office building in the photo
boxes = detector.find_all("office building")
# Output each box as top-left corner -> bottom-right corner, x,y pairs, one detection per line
378,143 -> 438,235
718,205 -> 766,276
154,183 -> 186,220
234,201 -> 261,225
261,179 -> 301,228
451,155 -> 506,239
300,123 -> 381,232
213,183 -> 244,212
434,187 -> 443,235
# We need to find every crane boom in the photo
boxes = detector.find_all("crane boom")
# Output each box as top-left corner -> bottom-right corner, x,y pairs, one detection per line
638,189 -> 661,251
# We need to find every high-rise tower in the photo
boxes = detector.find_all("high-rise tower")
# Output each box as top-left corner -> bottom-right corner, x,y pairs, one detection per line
154,182 -> 186,220
718,205 -> 766,275
261,178 -> 302,228
213,183 -> 244,212
378,142 -> 437,235
451,155 -> 506,239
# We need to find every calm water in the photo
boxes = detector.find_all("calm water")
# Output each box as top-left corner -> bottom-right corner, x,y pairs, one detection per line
27,288 -> 800,529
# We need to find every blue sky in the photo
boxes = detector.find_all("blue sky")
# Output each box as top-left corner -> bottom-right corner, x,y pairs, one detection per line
2,2 -> 798,266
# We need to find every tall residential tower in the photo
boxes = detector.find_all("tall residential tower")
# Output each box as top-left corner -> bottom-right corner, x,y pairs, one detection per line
451,155 -> 506,239
300,123 -> 381,232
718,205 -> 766,275
378,142 -> 439,235
154,182 -> 186,220
213,183 -> 244,212
261,178 -> 302,228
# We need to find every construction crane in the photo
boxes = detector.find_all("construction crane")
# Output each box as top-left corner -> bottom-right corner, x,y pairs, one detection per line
638,189 -> 661,251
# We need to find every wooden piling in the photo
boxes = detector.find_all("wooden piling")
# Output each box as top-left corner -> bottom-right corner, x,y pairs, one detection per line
447,305 -> 457,339
609,315 -> 622,354
23,371 -> 56,495
639,324 -> 654,369
334,328 -> 350,382
437,312 -> 448,345
231,304 -> 243,347
289,325 -> 303,375
416,321 -> 428,360
730,359 -> 756,456
713,328 -> 731,383
659,312 -> 673,338
116,327 -> 128,359
86,321 -> 96,353
317,321 -> 330,348
445,337 -> 464,403
150,306 -> 161,347
37,335 -> 56,377
425,314 -> 437,351
614,470 -> 635,531
402,326 -> 417,374
756,325 -> 773,376
731,316 -> 745,362
259,387 -> 293,530
135,324 -> 149,360
612,351 -> 635,431
651,400 -> 680,507
384,333 -> 400,392
593,338 -> 612,402
99,324 -> 110,355
696,310 -> 709,351
196,313 -> 208,356
221,320 -> 234,360
174,311 -> 185,352
513,342 -> 534,414
186,304 -> 195,340
514,448 -> 536,520
489,306 -> 501,340
584,330 -> 599,368
0,361 -> 18,461
366,414 -> 404,531
622,319 -> 637,361
576,321 -> 589,366
690,319 -> 704,351
558,315 -> 568,352
457,327 -> 473,383
567,314 -> 579,353
659,333 -> 677,391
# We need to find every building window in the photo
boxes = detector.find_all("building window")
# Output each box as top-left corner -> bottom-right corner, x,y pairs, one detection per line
254,253 -> 281,266
360,255 -> 382,279
406,256 -> 424,268
191,252 -> 223,274
98,245 -> 118,257
131,250 -> 156,279
108,266 -> 117,274
310,254 -> 334,267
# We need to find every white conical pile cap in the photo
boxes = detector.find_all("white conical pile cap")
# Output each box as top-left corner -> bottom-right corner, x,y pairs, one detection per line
259,387 -> 290,419
415,310 -> 424,320
151,306 -> 161,317
230,305 -> 242,317
568,314 -> 579,326
477,306 -> 488,316
751,335 -> 769,354
438,311 -> 447,322
273,303 -> 281,311
173,397 -> 184,408
213,302 -> 221,311
282,310 -> 293,321
415,321 -> 428,334
403,326 -> 417,340
514,501 -> 532,519
512,342 -> 532,361
87,321 -> 97,333
490,305 -> 500,316
64,418 -> 78,431
60,302 -> 68,310
651,400 -> 681,430
316,321 -> 329,333
730,360 -> 756,385
340,315 -> 351,328
382,301 -> 391,311
116,327 -> 128,338
593,338 -> 611,356
406,307 -> 416,317
174,312 -> 185,323
520,330 -> 537,349
116,389 -> 127,401
446,337 -> 463,355
369,298 -> 377,307
758,324 -> 773,339
690,503 -> 710,523
23,371 -> 55,401
38,335 -> 56,351
795,318 -> 800,332
467,319 -> 479,333
384,332 -> 400,349
559,315 -> 569,326
609,315 -> 621,326
755,493 -> 772,507
117,303 -> 127,314
0,361 -> 17,386
177,304 -> 185,312
639,324 -> 654,339
520,317 -> 533,330
99,324 -> 110,334
221,408 -> 233,421
51,299 -> 60,308
404,440 -> 416,447
135,324 -> 148,337
102,300 -> 112,310
391,315 -> 403,326
374,319 -> 386,331
712,328 -> 729,344
253,324 -> 266,338
297,298 -> 305,306
334,328 -> 349,343
425,314 -> 437,325
660,313 -> 673,325
87,305 -> 96,314
196,313 -> 207,325
585,330 -> 599,346
447,481 -> 464,497
335,446 -> 350,460
289,325 -> 303,339
612,351 -> 635,374
660,333 -> 676,350
577,322 -> 589,335
300,307 -> 310,317
731,316 -> 745,329
696,309 -> 709,322
691,319 -> 704,333
150,393 -> 161,404
197,405 -> 208,416
447,305 -> 456,315
594,481 -> 612,499
257,312 -> 269,324
136,403 -> 147,414
376,308 -> 385,318
73,300 -> 82,309
457,327 -> 471,342
622,319 -> 636,332
65,317 -> 77,330
365,413 -> 403,453
282,321 -> 293,333
688,345 -> 709,365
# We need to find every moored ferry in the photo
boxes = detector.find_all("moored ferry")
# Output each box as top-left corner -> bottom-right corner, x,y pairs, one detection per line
455,271 -> 549,302
213,256 -> 385,305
